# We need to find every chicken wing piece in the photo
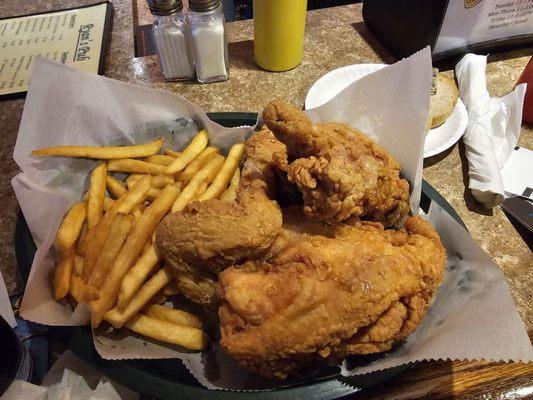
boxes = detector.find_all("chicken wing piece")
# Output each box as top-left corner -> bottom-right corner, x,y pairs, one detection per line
263,100 -> 410,226
218,208 -> 446,378
156,127 -> 286,306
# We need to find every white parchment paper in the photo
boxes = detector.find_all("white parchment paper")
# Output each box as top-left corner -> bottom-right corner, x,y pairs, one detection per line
13,50 -> 533,391
0,270 -> 16,328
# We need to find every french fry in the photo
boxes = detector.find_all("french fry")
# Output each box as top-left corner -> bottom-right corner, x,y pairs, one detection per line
87,164 -> 107,229
55,202 -> 86,254
82,213 -> 118,282
144,304 -> 202,328
178,146 -> 219,184
152,174 -> 174,188
165,130 -> 209,174
125,173 -> 143,190
54,251 -> 75,301
116,245 -> 159,310
105,267 -> 173,328
146,180 -> 183,202
194,182 -> 208,199
31,138 -> 163,159
146,188 -> 161,202
70,275 -> 99,302
125,314 -> 208,350
76,222 -> 88,255
82,176 -> 151,281
88,213 -> 135,288
171,155 -> 224,213
116,176 -> 152,214
106,175 -> 127,198
73,255 -> 84,277
198,143 -> 244,201
90,184 -> 180,327
162,281 -> 180,296
132,207 -> 143,223
142,238 -> 152,255
219,168 -> 240,202
107,159 -> 166,175
103,197 -> 115,211
145,154 -> 175,166
164,149 -> 181,158
127,174 -> 171,192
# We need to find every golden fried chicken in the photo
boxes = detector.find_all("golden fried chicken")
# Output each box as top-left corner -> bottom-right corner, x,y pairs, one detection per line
156,127 -> 285,306
263,100 -> 410,226
218,208 -> 446,378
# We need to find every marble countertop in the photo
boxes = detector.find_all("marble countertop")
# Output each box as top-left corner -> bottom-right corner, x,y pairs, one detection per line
0,1 -> 532,397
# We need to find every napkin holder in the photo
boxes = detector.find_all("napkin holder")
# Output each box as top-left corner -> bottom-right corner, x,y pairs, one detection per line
363,0 -> 533,62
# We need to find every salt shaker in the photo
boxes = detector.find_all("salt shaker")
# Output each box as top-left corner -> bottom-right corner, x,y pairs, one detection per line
188,0 -> 229,83
147,0 -> 195,81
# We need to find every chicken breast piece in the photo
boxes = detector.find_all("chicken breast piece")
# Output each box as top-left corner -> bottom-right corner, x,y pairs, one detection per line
218,208 -> 446,378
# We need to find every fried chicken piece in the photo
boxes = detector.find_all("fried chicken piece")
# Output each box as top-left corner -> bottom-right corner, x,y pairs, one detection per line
156,127 -> 285,306
218,208 -> 446,378
263,100 -> 410,226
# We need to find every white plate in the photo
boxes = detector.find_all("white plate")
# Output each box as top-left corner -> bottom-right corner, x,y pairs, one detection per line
305,64 -> 468,158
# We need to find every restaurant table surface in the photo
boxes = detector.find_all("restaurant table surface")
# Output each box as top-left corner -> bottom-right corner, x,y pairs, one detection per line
0,1 -> 532,398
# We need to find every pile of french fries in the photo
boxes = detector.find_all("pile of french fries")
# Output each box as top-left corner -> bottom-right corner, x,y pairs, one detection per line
33,130 -> 244,351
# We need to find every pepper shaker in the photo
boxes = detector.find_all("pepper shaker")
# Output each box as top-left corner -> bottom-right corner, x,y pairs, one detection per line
188,0 -> 229,83
147,0 -> 195,81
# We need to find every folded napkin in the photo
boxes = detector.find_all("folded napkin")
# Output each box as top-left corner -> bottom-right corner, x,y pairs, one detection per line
455,54 -> 526,208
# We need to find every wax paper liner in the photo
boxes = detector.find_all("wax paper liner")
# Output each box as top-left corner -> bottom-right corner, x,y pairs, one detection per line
13,49 -> 532,391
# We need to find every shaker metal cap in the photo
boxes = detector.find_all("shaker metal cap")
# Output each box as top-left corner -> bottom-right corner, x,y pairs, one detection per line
146,0 -> 183,16
189,0 -> 220,12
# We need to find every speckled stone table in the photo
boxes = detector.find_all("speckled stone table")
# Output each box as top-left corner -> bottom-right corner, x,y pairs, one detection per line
0,1 -> 532,398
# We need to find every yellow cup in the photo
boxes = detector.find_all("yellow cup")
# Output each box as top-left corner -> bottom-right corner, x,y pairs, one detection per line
253,0 -> 308,72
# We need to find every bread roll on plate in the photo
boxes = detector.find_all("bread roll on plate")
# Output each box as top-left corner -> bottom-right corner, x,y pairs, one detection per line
429,74 -> 458,129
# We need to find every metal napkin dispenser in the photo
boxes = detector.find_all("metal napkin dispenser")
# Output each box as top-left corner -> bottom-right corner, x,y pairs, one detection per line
363,0 -> 533,61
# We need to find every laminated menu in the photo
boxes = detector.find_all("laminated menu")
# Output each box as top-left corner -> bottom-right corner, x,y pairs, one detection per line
0,1 -> 111,98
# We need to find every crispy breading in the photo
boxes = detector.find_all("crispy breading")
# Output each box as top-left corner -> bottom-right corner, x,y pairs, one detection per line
218,208 -> 446,378
263,100 -> 410,226
156,128 -> 285,305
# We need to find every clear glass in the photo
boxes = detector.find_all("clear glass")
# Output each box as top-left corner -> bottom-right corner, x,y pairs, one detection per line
188,4 -> 229,84
152,12 -> 195,81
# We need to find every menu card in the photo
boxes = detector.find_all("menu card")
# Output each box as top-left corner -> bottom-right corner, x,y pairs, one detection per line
0,2 -> 111,98
363,0 -> 533,61
434,0 -> 533,56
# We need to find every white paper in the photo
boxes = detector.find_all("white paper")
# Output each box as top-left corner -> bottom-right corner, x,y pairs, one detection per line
13,52 -> 532,391
1,380 -> 47,400
41,351 -> 139,400
455,53 -> 526,208
501,146 -> 533,199
0,271 -> 16,328
2,351 -> 138,400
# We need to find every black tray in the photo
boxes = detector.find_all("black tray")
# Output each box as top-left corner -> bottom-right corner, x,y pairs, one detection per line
15,113 -> 465,399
